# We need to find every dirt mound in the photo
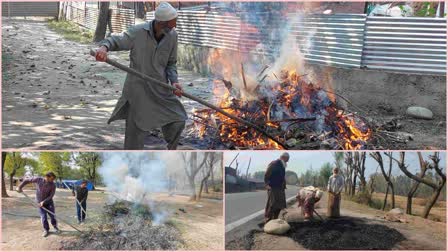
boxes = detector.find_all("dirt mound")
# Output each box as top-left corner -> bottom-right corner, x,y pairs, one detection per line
288,217 -> 405,250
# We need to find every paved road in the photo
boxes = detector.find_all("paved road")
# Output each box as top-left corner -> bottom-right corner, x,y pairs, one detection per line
225,186 -> 299,224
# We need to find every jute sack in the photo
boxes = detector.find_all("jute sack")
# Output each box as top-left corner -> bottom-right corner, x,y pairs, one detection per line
264,219 -> 291,235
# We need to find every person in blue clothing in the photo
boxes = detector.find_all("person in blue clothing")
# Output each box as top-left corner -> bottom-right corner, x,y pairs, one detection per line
264,152 -> 289,223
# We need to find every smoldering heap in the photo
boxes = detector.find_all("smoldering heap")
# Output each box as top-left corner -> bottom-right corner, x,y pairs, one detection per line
61,200 -> 182,250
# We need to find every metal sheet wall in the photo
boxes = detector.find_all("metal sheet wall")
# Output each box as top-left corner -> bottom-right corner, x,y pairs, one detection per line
361,16 -> 446,74
2,2 -> 58,17
64,2 -> 135,34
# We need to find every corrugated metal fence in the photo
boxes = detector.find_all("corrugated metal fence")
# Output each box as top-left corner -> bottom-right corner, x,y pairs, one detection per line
65,2 -> 135,34
146,11 -> 446,75
362,17 -> 446,74
2,2 -> 58,17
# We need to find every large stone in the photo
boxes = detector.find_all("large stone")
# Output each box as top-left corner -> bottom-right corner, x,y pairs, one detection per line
264,219 -> 291,235
406,106 -> 433,120
384,208 -> 407,223
280,209 -> 303,223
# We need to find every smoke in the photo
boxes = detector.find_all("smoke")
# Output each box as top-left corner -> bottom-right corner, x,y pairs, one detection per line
99,152 -> 171,225
205,2 -> 322,95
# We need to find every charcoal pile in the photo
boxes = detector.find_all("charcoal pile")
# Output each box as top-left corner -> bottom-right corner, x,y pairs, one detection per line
61,200 -> 182,250
189,68 -> 381,150
288,217 -> 405,250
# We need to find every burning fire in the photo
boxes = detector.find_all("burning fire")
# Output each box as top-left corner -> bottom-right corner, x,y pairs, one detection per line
193,50 -> 371,150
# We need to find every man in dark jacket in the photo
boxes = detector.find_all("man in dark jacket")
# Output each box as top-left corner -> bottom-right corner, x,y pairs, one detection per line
264,152 -> 289,223
72,180 -> 89,224
17,172 -> 60,237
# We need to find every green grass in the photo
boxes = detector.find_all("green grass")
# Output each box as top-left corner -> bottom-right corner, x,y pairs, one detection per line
47,19 -> 93,44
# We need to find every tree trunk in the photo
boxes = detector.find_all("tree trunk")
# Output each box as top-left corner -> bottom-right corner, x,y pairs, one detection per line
406,172 -> 426,215
390,183 -> 395,209
351,173 -> 357,196
9,170 -> 15,191
93,2 -> 110,42
2,153 -> 9,198
204,179 -> 209,193
210,166 -> 215,190
189,177 -> 196,200
383,185 -> 389,211
422,185 -> 445,218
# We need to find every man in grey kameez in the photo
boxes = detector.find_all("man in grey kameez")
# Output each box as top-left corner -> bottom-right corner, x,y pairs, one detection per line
95,2 -> 187,150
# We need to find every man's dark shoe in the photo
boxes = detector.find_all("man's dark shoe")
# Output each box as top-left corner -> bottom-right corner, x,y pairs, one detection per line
42,230 -> 49,237
54,227 -> 61,234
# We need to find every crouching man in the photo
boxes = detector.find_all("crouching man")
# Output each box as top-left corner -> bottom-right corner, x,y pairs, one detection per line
297,186 -> 323,220
327,167 -> 345,218
17,172 -> 60,237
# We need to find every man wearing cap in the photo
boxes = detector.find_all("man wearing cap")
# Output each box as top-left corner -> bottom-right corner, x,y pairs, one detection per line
17,172 -> 60,237
264,152 -> 289,223
95,2 -> 187,150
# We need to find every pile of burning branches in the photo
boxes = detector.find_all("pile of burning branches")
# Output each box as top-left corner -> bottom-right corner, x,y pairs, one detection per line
61,200 -> 182,250
190,66 -> 374,150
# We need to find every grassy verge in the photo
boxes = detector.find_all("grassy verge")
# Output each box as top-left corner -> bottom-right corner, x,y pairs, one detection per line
47,19 -> 93,44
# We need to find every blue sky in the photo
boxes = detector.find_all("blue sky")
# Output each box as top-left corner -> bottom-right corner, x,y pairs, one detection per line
223,151 -> 446,177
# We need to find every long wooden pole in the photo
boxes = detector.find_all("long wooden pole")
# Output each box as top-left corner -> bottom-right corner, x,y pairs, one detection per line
20,192 -> 83,233
89,49 -> 287,149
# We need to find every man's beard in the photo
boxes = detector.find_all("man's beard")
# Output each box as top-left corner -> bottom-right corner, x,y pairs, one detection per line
162,27 -> 172,34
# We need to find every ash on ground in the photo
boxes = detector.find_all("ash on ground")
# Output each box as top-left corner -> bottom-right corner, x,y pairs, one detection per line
288,217 -> 405,249
227,217 -> 405,250
61,201 -> 182,250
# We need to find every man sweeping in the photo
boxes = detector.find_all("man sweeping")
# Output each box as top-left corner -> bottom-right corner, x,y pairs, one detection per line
327,167 -> 345,218
17,172 -> 60,237
72,180 -> 89,224
95,2 -> 187,150
264,152 -> 289,223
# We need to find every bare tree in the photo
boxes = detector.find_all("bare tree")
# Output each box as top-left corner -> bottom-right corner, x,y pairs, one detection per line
387,152 -> 446,218
405,153 -> 429,214
93,2 -> 110,42
245,157 -> 251,179
368,165 -> 379,195
198,153 -> 221,200
182,152 -> 208,200
370,152 -> 395,210
344,152 -> 354,195
353,152 -> 367,192
2,153 -> 9,198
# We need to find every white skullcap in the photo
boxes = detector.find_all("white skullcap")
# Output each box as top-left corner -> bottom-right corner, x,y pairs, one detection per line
155,2 -> 178,22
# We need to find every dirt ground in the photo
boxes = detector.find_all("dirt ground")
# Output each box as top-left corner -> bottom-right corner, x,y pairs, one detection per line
371,192 -> 446,223
1,189 -> 223,250
226,193 -> 446,250
2,18 -> 211,150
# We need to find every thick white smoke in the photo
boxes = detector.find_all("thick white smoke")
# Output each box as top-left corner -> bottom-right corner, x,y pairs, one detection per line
99,153 -> 171,225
